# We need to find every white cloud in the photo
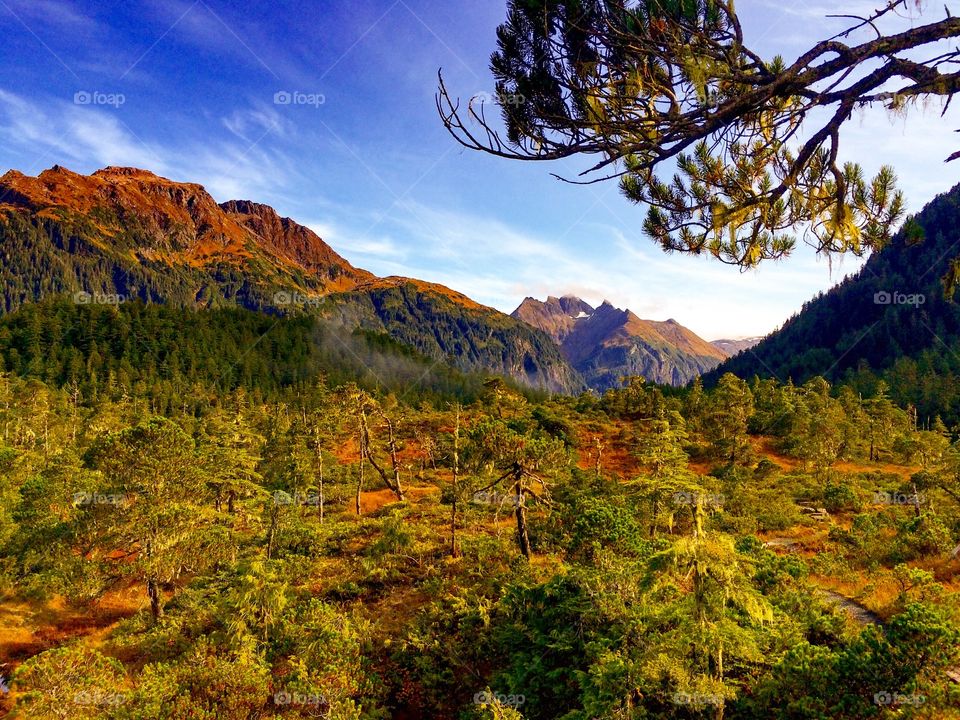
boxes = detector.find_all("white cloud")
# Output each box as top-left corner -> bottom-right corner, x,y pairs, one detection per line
0,89 -> 170,172
305,221 -> 406,259
0,88 -> 294,203
3,0 -> 99,29
222,104 -> 289,142
310,195 -> 860,339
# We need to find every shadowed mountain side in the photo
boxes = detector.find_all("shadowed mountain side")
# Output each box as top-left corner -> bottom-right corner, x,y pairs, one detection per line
704,182 -> 960,417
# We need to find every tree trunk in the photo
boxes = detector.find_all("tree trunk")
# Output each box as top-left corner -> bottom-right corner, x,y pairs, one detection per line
385,416 -> 405,501
314,428 -> 325,524
451,405 -> 460,558
145,538 -> 163,622
514,478 -> 531,559
147,576 -> 163,622
227,490 -> 235,514
318,453 -> 325,524
355,459 -> 364,516
594,437 -> 603,480
450,496 -> 459,558
362,411 -> 404,501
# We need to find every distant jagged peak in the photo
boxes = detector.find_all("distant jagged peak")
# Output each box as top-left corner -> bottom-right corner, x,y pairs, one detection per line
557,295 -> 594,316
535,294 -> 595,315
514,294 -> 593,315
710,336 -> 764,358
513,291 -> 726,381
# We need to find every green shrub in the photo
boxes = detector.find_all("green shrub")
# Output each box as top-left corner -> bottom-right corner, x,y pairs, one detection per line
823,481 -> 862,513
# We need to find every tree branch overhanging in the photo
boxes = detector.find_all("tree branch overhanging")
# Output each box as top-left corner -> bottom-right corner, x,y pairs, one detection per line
437,0 -> 960,268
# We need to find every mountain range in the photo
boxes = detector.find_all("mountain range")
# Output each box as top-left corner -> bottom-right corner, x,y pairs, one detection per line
710,337 -> 763,357
512,295 -> 729,389
0,164 -> 761,394
0,165 -> 581,392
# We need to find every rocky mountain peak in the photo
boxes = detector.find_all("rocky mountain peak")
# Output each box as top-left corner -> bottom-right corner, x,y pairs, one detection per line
512,294 -> 725,388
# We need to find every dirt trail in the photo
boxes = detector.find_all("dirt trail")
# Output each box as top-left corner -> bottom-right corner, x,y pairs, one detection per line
818,589 -> 883,625
813,585 -> 959,684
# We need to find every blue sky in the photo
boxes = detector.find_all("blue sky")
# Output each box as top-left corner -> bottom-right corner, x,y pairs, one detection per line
0,0 -> 958,339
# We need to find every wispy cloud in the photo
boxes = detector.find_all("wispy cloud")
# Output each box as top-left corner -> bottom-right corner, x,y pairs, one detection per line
0,88 -> 294,202
2,0 -> 99,30
0,89 -> 168,171
305,220 -> 407,260
221,104 -> 288,142
312,196 -> 851,339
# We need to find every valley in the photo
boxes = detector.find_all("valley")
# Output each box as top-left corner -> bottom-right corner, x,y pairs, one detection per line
3,0 -> 960,717
2,166 -> 960,719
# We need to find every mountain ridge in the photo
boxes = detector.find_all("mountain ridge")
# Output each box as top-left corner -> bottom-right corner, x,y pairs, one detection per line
0,164 -> 581,393
710,337 -> 763,357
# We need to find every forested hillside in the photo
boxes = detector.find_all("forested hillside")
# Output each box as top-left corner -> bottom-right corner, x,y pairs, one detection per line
0,297 -> 545,408
708,183 -> 960,423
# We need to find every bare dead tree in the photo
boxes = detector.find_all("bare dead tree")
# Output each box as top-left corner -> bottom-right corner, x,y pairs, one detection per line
312,425 -> 325,524
451,403 -> 461,558
360,407 -> 405,502
594,436 -> 604,480
476,460 -> 552,558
